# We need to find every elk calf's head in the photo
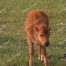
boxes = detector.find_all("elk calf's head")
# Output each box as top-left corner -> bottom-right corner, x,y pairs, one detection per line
34,24 -> 50,47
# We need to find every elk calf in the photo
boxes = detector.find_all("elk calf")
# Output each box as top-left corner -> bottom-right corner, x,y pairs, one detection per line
25,10 -> 50,66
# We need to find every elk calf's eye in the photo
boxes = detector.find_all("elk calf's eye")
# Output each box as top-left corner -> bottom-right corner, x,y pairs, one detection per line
35,27 -> 39,32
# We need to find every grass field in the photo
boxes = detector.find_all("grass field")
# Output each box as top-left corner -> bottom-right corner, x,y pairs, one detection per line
0,0 -> 66,66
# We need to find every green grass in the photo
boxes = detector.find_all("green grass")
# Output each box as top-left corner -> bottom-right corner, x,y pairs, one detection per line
0,0 -> 66,66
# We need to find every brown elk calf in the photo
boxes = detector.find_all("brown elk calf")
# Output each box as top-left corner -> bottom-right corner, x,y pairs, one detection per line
25,10 -> 50,66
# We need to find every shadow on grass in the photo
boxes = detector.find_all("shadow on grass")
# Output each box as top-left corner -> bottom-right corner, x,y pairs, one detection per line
26,61 -> 55,66
26,61 -> 44,66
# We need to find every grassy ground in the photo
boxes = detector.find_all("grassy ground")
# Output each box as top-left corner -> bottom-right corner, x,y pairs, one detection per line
0,0 -> 66,66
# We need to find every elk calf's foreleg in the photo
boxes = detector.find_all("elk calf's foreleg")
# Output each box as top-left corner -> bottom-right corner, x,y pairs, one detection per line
27,36 -> 34,66
41,46 -> 48,66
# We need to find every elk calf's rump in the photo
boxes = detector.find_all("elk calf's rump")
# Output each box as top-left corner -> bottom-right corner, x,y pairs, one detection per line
25,10 -> 50,66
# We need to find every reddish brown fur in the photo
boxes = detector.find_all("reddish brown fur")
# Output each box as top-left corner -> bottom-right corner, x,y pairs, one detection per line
25,10 -> 50,66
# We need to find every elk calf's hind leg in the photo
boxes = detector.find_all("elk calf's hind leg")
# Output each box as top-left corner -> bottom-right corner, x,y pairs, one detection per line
38,45 -> 44,61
